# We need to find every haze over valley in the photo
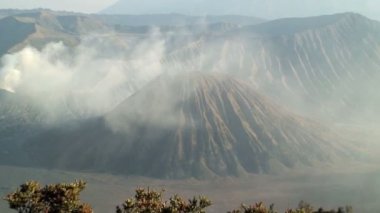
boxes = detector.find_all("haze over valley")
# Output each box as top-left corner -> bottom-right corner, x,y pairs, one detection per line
0,1 -> 380,212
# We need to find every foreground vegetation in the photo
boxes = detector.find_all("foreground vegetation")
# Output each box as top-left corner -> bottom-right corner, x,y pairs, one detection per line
4,180 -> 353,213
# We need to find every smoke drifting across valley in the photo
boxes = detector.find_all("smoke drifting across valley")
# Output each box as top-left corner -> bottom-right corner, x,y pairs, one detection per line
1,12 -> 380,129
1,7 -> 380,213
1,11 -> 380,178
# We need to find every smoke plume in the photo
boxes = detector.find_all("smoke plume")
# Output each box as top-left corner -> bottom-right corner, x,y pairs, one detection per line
0,31 -> 165,122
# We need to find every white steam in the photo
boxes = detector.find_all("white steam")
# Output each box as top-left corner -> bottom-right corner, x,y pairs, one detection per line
0,32 -> 166,122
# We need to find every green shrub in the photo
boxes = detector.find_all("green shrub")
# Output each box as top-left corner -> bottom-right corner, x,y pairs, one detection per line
228,201 -> 352,213
116,188 -> 211,213
4,180 -> 92,213
227,202 -> 277,213
4,181 -> 353,213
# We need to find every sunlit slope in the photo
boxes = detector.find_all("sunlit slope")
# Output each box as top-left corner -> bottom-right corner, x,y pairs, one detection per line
27,74 -> 350,178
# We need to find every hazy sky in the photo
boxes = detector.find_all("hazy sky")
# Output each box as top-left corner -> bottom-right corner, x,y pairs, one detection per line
102,0 -> 380,20
0,0 -> 380,20
0,0 -> 118,13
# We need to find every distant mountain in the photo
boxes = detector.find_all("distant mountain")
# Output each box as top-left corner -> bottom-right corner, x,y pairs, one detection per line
0,10 -> 109,55
160,13 -> 380,122
0,10 -> 265,56
239,12 -> 352,35
101,0 -> 257,16
100,0 -> 380,20
0,16 -> 36,55
96,14 -> 265,27
0,9 -> 79,19
244,13 -> 380,122
0,9 -> 47,19
26,74 -> 350,178
0,10 -> 375,179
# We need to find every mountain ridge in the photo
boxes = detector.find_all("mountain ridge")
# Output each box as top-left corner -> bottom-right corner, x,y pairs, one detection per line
0,10 -> 373,179
100,0 -> 380,21
158,12 -> 380,122
239,12 -> 372,35
26,74 -> 351,178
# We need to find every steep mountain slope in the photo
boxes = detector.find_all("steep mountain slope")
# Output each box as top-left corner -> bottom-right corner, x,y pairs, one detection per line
247,13 -> 380,122
3,11 -> 379,105
26,74 -> 350,178
0,11 -> 372,178
161,13 -> 380,122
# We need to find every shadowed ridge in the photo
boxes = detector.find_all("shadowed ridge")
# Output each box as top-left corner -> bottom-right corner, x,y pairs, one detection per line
0,16 -> 36,54
0,10 -> 111,54
11,10 -> 109,34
